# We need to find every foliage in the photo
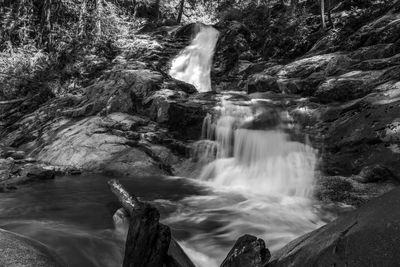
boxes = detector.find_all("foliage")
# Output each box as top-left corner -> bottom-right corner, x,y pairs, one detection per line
0,45 -> 53,100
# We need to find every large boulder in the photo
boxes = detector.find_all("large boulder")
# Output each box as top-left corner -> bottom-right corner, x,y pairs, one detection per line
277,53 -> 339,79
314,70 -> 383,102
246,73 -> 279,94
346,12 -> 400,50
221,235 -> 270,267
36,115 -> 170,176
269,187 -> 400,267
318,94 -> 400,176
0,229 -> 64,267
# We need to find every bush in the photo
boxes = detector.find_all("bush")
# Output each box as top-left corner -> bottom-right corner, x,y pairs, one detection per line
0,45 -> 53,100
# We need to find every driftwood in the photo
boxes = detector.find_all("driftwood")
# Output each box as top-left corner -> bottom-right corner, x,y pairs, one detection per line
108,179 -> 195,267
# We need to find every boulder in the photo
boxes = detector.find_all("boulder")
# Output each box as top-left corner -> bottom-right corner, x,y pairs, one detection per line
269,187 -> 400,267
0,229 -> 64,267
101,147 -> 171,176
37,116 -> 169,176
346,12 -> 400,50
221,235 -> 270,267
166,102 -> 208,140
357,164 -> 397,183
318,95 -> 400,176
246,73 -> 279,94
22,165 -> 56,181
4,150 -> 26,160
350,43 -> 400,61
314,70 -> 383,102
277,53 -> 339,78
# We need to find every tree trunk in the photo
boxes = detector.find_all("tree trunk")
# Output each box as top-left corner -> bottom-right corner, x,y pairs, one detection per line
321,0 -> 326,29
177,0 -> 185,24
96,0 -> 103,40
108,179 -> 195,267
327,0 -> 333,27
79,0 -> 87,37
40,0 -> 52,47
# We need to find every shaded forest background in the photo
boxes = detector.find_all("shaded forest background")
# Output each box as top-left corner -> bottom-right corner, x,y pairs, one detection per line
0,0 -> 397,102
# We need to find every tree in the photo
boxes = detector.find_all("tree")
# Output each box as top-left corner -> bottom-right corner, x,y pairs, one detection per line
320,0 -> 326,29
40,0 -> 53,46
326,0 -> 333,27
177,0 -> 185,23
79,0 -> 87,37
96,0 -> 103,40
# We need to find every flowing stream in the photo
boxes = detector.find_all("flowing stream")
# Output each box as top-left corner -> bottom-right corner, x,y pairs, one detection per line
0,25 -> 327,267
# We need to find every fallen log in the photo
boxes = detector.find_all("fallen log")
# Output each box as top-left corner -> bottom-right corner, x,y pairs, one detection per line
108,179 -> 195,267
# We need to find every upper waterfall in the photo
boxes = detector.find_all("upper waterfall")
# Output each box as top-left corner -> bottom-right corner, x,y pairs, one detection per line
169,25 -> 219,92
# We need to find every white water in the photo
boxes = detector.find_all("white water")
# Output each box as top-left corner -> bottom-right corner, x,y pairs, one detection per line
165,95 -> 324,266
199,99 -> 317,197
168,25 -> 323,265
169,25 -> 219,92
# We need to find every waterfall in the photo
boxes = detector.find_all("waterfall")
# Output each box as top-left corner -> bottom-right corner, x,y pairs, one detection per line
169,25 -> 219,92
166,25 -> 322,266
197,98 -> 317,197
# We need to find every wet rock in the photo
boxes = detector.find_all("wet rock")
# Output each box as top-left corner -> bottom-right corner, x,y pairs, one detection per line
162,79 -> 197,94
221,234 -> 270,267
324,54 -> 355,76
357,164 -> 397,183
269,187 -> 400,267
317,95 -> 400,176
350,43 -> 400,61
36,116 -> 170,176
22,165 -> 56,181
167,102 -> 208,140
82,68 -> 164,115
172,23 -> 201,39
246,73 -> 279,94
277,77 -> 322,95
352,54 -> 400,71
4,150 -> 26,160
101,147 -> 171,177
346,11 -> 400,50
277,53 -> 339,78
315,70 -> 383,102
240,107 -> 281,130
213,21 -> 252,79
0,229 -> 65,267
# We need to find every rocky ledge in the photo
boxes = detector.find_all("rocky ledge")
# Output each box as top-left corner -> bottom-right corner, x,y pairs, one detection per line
0,229 -> 65,267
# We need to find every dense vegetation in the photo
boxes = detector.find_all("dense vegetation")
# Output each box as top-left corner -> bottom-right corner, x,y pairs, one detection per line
0,0 -> 397,101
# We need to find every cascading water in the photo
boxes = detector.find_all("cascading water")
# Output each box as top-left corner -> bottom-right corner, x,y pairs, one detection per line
169,25 -> 219,92
167,25 -> 324,266
198,98 -> 317,197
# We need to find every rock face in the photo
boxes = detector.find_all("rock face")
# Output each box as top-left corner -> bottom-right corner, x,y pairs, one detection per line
269,187 -> 400,267
0,229 -> 64,267
36,115 -> 172,176
0,156 -> 57,191
0,23 -> 212,179
221,235 -> 271,267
